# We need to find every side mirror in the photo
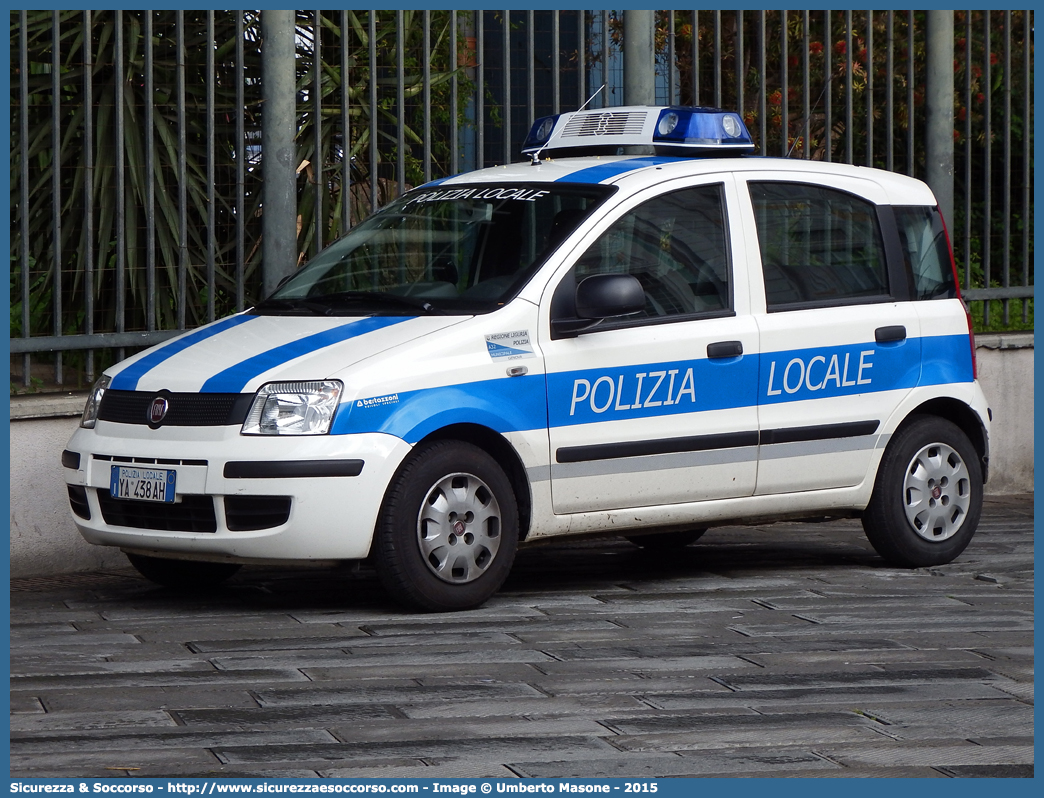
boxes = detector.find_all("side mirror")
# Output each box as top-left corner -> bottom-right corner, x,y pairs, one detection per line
575,274 -> 645,319
551,273 -> 646,338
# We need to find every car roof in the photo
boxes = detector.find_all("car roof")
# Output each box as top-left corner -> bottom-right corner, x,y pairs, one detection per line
425,155 -> 937,206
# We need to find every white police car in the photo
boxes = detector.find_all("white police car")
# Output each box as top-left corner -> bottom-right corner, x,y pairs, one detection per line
64,106 -> 990,611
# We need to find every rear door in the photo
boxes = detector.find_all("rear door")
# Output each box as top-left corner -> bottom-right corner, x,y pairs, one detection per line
738,175 -> 921,495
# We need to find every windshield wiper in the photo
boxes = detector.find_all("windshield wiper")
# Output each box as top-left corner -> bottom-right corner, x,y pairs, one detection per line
254,290 -> 443,316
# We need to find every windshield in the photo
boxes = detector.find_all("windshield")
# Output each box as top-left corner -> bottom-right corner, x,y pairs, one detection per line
255,182 -> 614,316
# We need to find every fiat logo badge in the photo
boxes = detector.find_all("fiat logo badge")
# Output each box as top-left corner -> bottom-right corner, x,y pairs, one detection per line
149,396 -> 169,425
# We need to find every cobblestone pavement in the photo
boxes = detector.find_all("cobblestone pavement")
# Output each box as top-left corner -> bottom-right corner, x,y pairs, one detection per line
10,495 -> 1033,779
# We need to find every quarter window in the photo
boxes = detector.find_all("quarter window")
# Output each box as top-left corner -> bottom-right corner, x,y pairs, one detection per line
750,182 -> 889,310
570,184 -> 731,318
895,206 -> 957,300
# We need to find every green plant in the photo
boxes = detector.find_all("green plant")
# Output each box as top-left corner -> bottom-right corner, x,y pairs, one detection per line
11,10 -> 472,390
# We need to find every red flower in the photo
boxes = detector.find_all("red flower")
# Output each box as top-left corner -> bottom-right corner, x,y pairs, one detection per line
769,89 -> 782,106
971,64 -> 983,78
789,54 -> 799,68
809,41 -> 824,55
834,40 -> 846,55
990,52 -> 999,65
858,48 -> 867,63
956,106 -> 967,121
744,111 -> 757,126
956,37 -> 967,49
976,92 -> 985,104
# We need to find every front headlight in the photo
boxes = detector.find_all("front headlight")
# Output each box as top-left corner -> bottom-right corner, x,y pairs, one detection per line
241,380 -> 343,436
80,375 -> 111,429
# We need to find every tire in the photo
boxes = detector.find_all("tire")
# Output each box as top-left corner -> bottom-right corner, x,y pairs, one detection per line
373,441 -> 519,612
626,528 -> 706,550
126,553 -> 241,588
862,415 -> 983,568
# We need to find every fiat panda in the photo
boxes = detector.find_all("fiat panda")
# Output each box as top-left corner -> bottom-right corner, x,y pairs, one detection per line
63,106 -> 990,611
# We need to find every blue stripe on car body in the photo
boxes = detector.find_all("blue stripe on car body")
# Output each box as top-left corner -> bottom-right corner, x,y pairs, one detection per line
554,157 -> 685,184
200,316 -> 415,393
331,373 -> 548,443
915,333 -> 976,387
329,333 -> 973,440
757,338 -> 922,406
109,314 -> 258,391
414,175 -> 454,189
547,352 -> 758,428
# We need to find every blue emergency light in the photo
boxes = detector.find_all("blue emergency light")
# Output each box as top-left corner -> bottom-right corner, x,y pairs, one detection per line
522,105 -> 754,158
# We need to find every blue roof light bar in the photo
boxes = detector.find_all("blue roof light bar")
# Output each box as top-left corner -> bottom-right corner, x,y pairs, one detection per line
522,105 -> 755,159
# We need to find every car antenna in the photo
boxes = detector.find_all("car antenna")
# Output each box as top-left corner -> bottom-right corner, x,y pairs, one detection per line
530,84 -> 607,166
787,71 -> 834,159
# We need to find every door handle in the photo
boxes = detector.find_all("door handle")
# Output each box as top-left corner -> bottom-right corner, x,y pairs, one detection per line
707,340 -> 743,359
875,325 -> 907,343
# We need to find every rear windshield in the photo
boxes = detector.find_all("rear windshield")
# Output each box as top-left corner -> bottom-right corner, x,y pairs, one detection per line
255,183 -> 614,316
894,206 -> 957,300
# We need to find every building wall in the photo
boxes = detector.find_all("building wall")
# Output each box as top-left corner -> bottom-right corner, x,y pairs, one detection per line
9,413 -> 127,577
973,334 -> 1034,494
8,334 -> 1033,578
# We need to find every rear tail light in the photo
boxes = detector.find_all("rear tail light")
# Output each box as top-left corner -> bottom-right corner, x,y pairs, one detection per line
964,307 -> 977,379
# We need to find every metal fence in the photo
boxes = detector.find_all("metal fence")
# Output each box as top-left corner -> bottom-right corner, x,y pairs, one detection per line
10,10 -> 1033,392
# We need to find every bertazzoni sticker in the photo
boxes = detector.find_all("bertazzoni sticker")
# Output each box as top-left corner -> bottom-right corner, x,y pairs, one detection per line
485,330 -> 534,360
356,393 -> 400,409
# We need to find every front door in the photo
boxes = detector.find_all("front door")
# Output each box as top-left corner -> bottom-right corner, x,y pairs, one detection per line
541,178 -> 761,514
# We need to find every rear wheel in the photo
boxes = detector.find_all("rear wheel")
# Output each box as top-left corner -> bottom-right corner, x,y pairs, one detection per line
373,441 -> 519,612
862,416 -> 983,567
126,553 -> 241,588
626,528 -> 706,550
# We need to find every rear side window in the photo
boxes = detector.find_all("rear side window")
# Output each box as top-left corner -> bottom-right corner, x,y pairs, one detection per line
895,206 -> 957,300
750,182 -> 889,310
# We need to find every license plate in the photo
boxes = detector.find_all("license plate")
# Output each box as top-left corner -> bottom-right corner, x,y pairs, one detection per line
109,465 -> 176,503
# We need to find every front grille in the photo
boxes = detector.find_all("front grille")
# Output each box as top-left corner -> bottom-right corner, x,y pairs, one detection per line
68,486 -> 91,520
562,110 -> 648,138
225,495 -> 292,531
98,490 -> 217,533
94,454 -> 208,467
99,390 -> 252,427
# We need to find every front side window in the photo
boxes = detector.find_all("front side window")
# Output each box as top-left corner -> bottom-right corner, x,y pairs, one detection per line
750,182 -> 889,310
895,206 -> 957,300
255,183 -> 613,316
566,184 -> 732,319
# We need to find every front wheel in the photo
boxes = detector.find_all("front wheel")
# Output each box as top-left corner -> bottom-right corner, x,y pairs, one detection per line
862,416 -> 983,568
373,441 -> 519,612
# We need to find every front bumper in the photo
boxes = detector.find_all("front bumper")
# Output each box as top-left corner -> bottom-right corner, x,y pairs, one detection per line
63,421 -> 412,562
